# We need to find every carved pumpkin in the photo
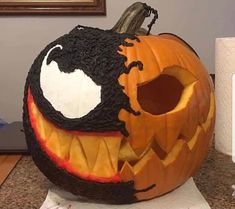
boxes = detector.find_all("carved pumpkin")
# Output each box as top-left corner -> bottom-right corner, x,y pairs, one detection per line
23,2 -> 215,204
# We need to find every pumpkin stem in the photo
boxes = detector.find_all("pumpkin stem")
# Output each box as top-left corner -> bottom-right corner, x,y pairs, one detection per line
143,3 -> 158,35
111,2 -> 158,35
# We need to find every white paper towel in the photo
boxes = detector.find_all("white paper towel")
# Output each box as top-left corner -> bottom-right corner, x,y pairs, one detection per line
40,178 -> 210,209
215,37 -> 235,155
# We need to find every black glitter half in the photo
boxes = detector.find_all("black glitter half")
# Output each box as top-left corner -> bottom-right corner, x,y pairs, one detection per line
28,25 -> 143,137
23,80 -> 138,204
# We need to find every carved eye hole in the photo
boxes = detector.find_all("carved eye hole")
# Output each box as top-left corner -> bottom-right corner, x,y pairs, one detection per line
137,74 -> 184,115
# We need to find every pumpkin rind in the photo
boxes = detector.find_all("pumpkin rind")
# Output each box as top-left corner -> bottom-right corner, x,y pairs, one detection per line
23,25 -> 215,203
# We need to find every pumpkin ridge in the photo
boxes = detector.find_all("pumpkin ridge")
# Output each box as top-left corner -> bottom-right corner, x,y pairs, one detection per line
138,36 -> 162,73
139,36 -> 174,72
173,45 -> 211,120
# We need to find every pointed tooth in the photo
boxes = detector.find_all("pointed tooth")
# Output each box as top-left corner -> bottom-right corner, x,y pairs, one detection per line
153,109 -> 186,153
207,93 -> 215,121
119,141 -> 139,161
134,149 -> 163,175
201,93 -> 215,132
191,125 -> 211,174
134,149 -> 164,200
69,137 -> 89,174
163,140 -> 185,166
162,83 -> 195,150
150,137 -> 167,159
36,116 -> 46,141
31,101 -> 53,141
91,139 -> 115,178
37,116 -> 53,141
180,90 -> 199,140
163,141 -> 192,192
187,126 -> 202,150
56,132 -> 73,160
166,110 -> 187,151
79,136 -> 101,171
143,114 -> 167,152
46,131 -> 59,153
103,136 -> 122,173
195,83 -> 210,124
202,117 -> 213,133
128,113 -> 152,155
199,84 -> 211,123
119,109 -> 152,156
120,161 -> 134,182
30,101 -> 39,118
46,130 -> 73,160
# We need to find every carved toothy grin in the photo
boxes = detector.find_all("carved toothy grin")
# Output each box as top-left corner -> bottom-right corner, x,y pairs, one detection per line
27,87 -> 215,185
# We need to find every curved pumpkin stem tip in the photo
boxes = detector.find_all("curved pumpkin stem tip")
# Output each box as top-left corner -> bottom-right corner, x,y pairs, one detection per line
112,2 -> 158,35
142,3 -> 159,35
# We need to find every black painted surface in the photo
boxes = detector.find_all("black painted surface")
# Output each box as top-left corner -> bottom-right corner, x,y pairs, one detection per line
23,80 -> 138,204
28,25 -> 143,137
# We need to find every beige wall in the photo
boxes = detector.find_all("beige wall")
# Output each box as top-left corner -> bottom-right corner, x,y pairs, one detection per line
0,0 -> 235,122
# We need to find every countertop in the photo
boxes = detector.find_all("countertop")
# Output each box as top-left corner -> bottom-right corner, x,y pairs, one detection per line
0,145 -> 235,209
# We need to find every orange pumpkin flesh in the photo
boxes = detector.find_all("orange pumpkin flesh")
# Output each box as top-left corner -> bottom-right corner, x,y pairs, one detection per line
27,34 -> 215,201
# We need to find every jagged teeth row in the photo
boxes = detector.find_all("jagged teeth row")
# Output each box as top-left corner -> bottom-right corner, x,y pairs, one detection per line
30,99 -> 122,178
119,117 -> 214,200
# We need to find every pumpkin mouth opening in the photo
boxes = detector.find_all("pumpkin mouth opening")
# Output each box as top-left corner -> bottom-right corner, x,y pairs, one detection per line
137,74 -> 184,115
27,85 -> 215,184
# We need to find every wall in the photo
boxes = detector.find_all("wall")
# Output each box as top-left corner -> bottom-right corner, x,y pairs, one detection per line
0,0 -> 235,122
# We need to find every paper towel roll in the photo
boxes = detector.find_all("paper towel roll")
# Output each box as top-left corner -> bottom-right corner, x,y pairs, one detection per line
215,37 -> 235,156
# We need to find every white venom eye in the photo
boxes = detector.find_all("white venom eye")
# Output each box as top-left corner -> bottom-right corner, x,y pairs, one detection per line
40,45 -> 101,119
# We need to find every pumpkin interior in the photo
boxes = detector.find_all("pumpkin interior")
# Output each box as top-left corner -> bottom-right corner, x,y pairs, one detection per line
137,74 -> 184,115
